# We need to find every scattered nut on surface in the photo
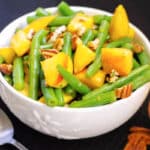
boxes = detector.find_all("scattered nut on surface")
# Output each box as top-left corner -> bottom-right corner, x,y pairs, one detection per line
124,126 -> 150,150
53,37 -> 64,51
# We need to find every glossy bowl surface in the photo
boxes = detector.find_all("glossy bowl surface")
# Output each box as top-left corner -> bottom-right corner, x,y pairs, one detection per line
0,6 -> 150,139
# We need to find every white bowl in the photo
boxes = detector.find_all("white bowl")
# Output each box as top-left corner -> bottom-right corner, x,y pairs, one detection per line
0,7 -> 150,139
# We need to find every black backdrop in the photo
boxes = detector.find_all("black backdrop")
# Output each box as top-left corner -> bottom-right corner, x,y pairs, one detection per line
0,0 -> 150,150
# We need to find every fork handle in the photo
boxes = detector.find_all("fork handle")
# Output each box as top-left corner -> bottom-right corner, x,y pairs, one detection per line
9,138 -> 29,150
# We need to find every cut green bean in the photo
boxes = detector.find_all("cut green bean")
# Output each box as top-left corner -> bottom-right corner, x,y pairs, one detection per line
29,30 -> 48,99
36,7 -> 50,17
132,69 -> 150,90
83,65 -> 150,100
58,1 -> 75,16
41,79 -> 58,106
86,20 -> 110,77
40,43 -> 53,49
13,57 -> 24,90
49,16 -> 72,26
62,32 -> 72,57
64,85 -> 76,97
106,37 -> 132,48
57,65 -> 91,94
133,58 -> 140,69
122,42 -> 133,49
137,51 -> 150,65
55,88 -> 64,106
93,15 -> 111,24
49,26 -> 58,32
70,91 -> 116,108
81,29 -> 95,45
0,56 -> 4,64
4,75 -> 12,85
27,15 -> 40,24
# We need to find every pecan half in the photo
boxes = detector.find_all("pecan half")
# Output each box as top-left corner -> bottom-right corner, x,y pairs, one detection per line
0,64 -> 12,75
115,84 -> 132,99
41,49 -> 59,59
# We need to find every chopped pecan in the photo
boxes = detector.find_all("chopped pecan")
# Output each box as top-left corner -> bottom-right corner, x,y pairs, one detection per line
41,49 -> 59,59
88,38 -> 99,51
132,42 -> 144,53
49,25 -> 66,43
106,69 -> 119,83
0,64 -> 12,75
115,84 -> 132,99
72,34 -> 82,50
27,29 -> 35,40
53,38 -> 64,51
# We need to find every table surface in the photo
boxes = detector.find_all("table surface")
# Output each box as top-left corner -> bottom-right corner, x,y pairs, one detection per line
0,0 -> 150,150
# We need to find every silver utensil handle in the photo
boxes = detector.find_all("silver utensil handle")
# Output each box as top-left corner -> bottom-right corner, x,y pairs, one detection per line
9,138 -> 29,150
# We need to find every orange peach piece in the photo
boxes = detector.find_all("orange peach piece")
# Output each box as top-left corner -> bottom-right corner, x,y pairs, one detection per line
41,52 -> 73,88
76,69 -> 106,89
101,48 -> 133,76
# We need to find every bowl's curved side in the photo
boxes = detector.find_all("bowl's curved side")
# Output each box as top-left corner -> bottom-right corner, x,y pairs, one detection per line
0,6 -> 150,139
0,79 -> 149,139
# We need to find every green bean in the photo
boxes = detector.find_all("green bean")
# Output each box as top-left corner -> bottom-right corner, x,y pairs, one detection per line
133,58 -> 140,69
70,91 -> 116,108
35,7 -> 50,17
57,65 -> 91,94
93,15 -> 111,24
55,88 -> 64,106
86,20 -> 110,77
4,75 -> 12,85
122,43 -> 133,49
29,30 -> 48,99
106,37 -> 132,48
64,85 -> 76,97
58,1 -> 75,16
81,29 -> 95,45
83,65 -> 150,100
0,56 -> 4,64
40,43 -> 53,49
132,69 -> 150,90
27,15 -> 40,24
62,32 -> 72,57
137,51 -> 150,65
13,57 -> 24,90
49,26 -> 57,32
49,16 -> 72,26
41,80 -> 58,106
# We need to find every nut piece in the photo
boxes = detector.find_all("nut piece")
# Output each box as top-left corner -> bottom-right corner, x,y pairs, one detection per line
41,49 -> 59,59
88,38 -> 99,51
106,69 -> 119,83
27,29 -> 35,40
124,126 -> 150,150
53,37 -> 64,51
0,64 -> 12,75
132,42 -> 144,53
115,84 -> 132,99
72,34 -> 82,50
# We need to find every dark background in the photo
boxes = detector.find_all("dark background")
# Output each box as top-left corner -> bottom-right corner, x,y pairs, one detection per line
0,0 -> 150,150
